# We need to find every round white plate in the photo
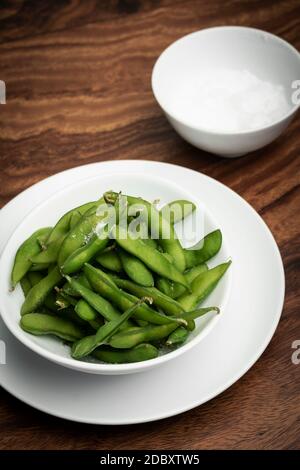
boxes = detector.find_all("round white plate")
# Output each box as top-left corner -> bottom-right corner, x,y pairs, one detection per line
0,160 -> 284,424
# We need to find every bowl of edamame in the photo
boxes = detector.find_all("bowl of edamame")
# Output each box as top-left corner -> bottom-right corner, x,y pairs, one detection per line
0,173 -> 232,374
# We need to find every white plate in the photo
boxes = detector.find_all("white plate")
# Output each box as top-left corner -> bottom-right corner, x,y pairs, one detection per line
0,172 -> 231,374
0,160 -> 285,424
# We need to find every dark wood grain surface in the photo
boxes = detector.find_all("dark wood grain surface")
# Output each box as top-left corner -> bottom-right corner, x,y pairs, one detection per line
0,0 -> 300,450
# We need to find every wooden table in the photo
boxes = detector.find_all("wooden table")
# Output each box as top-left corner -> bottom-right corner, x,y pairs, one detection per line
0,0 -> 299,450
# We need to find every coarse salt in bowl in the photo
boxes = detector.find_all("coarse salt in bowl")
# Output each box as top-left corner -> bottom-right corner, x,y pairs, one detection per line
152,26 -> 300,157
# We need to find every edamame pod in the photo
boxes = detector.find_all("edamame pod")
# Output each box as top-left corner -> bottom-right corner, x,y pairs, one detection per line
84,264 -> 187,327
21,266 -> 62,315
174,263 -> 208,298
69,210 -> 83,229
93,343 -> 159,363
27,271 -> 58,312
156,278 -> 175,298
61,232 -> 108,275
105,191 -> 186,272
113,278 -> 185,316
47,201 -> 96,244
71,299 -> 146,359
11,227 -> 52,288
58,198 -> 108,265
109,306 -> 219,348
29,263 -> 51,272
157,263 -> 208,299
62,272 -> 91,297
178,261 -> 231,311
184,230 -> 222,268
166,326 -> 189,346
20,276 -> 31,297
75,299 -> 98,321
118,249 -> 154,287
65,275 -> 126,324
20,313 -> 85,342
96,249 -> 122,272
32,202 -> 96,265
31,236 -> 66,265
111,225 -> 189,290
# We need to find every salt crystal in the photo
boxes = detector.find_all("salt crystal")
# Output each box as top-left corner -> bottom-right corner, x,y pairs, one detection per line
170,69 -> 291,132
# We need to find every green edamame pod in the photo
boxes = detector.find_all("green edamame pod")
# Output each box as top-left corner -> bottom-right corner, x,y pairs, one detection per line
62,273 -> 91,297
109,306 -> 219,349
31,236 -> 65,265
129,217 -> 158,249
71,298 -> 146,359
142,236 -> 158,250
156,263 -> 208,299
96,249 -> 122,272
69,210 -> 83,230
32,203 -> 96,265
176,263 -> 208,297
58,198 -> 108,265
61,232 -> 108,275
11,227 -> 52,288
93,343 -> 158,364
178,261 -> 231,311
113,278 -> 185,316
29,263 -> 50,272
21,266 -> 62,316
75,299 -> 98,321
20,313 -> 85,341
105,191 -> 186,272
161,199 -> 196,224
159,263 -> 208,299
184,230 -> 222,268
156,278 -> 175,298
65,276 -> 126,324
166,326 -> 189,346
118,249 -> 154,287
84,264 -> 187,327
111,225 -> 189,290
27,271 -> 58,312
20,276 -> 31,297
47,201 -> 96,244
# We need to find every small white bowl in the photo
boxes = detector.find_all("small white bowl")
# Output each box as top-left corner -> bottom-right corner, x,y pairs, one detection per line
0,172 -> 231,375
152,26 -> 300,157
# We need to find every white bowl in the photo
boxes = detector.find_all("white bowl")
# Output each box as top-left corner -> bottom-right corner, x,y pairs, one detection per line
0,172 -> 231,375
152,26 -> 300,157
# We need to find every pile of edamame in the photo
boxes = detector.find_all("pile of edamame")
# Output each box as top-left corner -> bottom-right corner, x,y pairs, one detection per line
11,191 -> 231,364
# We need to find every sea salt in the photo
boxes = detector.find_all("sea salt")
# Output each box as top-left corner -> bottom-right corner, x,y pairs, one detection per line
171,69 -> 291,132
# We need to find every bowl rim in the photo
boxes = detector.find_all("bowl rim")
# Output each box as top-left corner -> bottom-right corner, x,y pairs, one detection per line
151,25 -> 300,136
0,171 -> 232,374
